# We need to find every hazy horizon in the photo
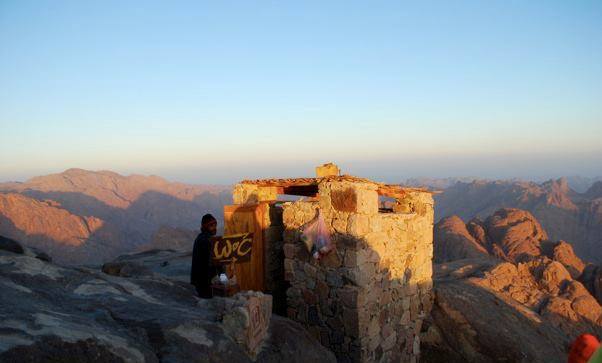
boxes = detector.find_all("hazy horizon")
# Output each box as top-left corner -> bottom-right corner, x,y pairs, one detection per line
2,155 -> 601,186
1,1 -> 601,183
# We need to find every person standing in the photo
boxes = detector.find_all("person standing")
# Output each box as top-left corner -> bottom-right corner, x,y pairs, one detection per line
190,214 -> 222,298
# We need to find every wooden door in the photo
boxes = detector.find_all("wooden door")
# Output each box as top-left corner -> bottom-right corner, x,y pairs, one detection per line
223,203 -> 267,291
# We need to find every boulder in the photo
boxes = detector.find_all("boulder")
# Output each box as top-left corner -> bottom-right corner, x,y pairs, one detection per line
0,235 -> 24,254
579,264 -> 602,305
484,208 -> 548,261
539,260 -> 572,295
466,218 -> 488,246
101,261 -> 154,278
107,249 -> 193,282
0,234 -> 52,262
433,216 -> 488,263
541,240 -> 585,279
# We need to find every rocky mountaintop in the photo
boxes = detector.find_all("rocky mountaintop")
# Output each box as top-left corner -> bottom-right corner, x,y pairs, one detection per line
1,168 -> 228,209
0,169 -> 231,264
430,178 -> 602,263
584,181 -> 602,200
0,235 -> 335,363
435,208 -> 549,264
432,215 -> 490,262
566,176 -> 602,194
0,193 -> 104,247
0,193 -> 121,264
402,177 -> 480,191
424,208 -> 602,362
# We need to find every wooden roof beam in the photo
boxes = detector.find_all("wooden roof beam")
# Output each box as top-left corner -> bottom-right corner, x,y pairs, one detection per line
274,185 -> 319,197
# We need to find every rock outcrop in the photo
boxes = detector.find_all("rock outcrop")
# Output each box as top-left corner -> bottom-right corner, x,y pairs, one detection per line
0,235 -> 51,262
425,209 -> 602,362
1,168 -> 228,209
541,240 -> 586,279
0,193 -> 119,264
434,209 -> 550,263
422,258 -> 591,363
431,178 -> 602,263
433,216 -> 488,263
580,264 -> 602,305
484,208 -> 548,261
0,237 -> 336,363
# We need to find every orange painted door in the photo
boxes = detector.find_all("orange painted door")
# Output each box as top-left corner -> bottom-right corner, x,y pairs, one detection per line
223,203 -> 267,291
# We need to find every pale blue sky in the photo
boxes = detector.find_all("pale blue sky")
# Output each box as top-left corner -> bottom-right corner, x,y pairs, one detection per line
1,1 -> 601,183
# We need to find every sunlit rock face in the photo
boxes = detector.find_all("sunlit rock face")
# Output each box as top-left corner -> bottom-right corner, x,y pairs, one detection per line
435,208 -> 548,264
0,169 -> 232,265
432,178 -> 602,264
425,208 -> 602,363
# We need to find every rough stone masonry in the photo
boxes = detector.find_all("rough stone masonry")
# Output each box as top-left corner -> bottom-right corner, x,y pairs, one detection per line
232,171 -> 434,363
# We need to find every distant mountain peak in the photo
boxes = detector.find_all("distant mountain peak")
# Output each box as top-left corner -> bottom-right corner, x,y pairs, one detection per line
585,181 -> 602,199
63,167 -> 92,174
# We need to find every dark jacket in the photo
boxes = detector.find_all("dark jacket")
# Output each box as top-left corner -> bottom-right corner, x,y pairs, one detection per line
190,231 -> 222,298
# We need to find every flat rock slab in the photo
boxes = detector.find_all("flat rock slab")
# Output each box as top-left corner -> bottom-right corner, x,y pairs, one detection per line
0,245 -> 335,363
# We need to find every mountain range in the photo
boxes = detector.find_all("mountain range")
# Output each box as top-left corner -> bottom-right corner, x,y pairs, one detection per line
406,177 -> 602,264
0,169 -> 231,264
1,169 -> 601,266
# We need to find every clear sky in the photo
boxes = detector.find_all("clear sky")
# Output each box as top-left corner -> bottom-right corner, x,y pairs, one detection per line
1,1 -> 601,184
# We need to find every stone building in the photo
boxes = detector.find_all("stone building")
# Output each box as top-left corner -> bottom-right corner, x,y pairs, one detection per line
228,165 -> 434,362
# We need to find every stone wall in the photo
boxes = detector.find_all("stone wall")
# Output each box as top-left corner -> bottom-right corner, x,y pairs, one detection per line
282,180 -> 434,362
232,184 -> 278,205
220,291 -> 273,358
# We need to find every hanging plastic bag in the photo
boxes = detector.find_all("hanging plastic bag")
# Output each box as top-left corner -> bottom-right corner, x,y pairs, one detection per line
300,209 -> 334,260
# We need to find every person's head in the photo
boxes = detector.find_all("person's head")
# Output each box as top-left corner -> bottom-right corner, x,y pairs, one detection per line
201,214 -> 217,236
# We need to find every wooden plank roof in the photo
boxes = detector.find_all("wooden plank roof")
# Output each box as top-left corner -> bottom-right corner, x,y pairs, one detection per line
240,175 -> 433,198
